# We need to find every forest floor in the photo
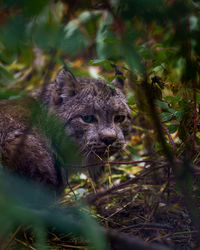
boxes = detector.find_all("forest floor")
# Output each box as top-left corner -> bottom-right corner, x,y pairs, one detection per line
8,142 -> 200,250
57,160 -> 197,250
39,155 -> 198,250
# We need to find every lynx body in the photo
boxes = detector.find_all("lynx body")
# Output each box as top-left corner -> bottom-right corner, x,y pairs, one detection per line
0,68 -> 131,192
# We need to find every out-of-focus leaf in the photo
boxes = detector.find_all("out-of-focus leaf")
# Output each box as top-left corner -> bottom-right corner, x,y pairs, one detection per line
30,101 -> 81,167
127,92 -> 136,105
174,110 -> 184,121
61,11 -> 100,55
0,169 -> 107,250
80,208 -> 108,250
62,20 -> 89,54
164,95 -> 181,106
33,8 -> 63,51
196,92 -> 200,104
104,37 -> 120,44
155,100 -> 169,109
168,108 -> 177,115
108,82 -> 115,89
161,112 -> 173,122
89,59 -> 114,70
3,0 -> 50,17
108,74 -> 126,82
97,15 -> 143,72
89,59 -> 110,66
96,19 -> 117,59
0,89 -> 22,100
168,124 -> 178,134
0,64 -> 13,83
0,49 -> 17,65
0,15 -> 29,51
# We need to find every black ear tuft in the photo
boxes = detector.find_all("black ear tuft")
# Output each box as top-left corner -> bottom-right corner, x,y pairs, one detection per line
111,64 -> 125,91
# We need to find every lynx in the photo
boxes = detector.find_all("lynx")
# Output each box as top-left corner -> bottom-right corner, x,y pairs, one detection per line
0,68 -> 131,192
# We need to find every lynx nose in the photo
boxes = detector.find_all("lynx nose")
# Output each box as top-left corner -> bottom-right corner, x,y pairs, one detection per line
100,129 -> 117,146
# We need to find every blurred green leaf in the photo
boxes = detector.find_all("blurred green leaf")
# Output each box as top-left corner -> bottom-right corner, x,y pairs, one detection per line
155,100 -> 169,109
127,92 -> 136,105
30,101 -> 81,167
161,112 -> 173,122
164,95 -> 181,106
0,15 -> 29,52
0,89 -> 22,100
168,124 -> 178,134
89,59 -> 111,66
174,110 -> 184,121
0,169 -> 107,250
0,64 -> 13,84
61,11 -> 100,55
3,0 -> 50,16
108,82 -> 115,89
196,92 -> 200,104
104,38 -> 120,44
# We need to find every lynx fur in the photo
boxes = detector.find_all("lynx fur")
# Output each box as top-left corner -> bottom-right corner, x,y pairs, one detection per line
0,68 -> 131,192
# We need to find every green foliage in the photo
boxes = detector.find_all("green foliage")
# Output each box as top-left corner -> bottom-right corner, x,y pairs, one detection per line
0,169 -> 106,250
89,58 -> 112,68
1,0 -> 200,248
30,101 -> 81,167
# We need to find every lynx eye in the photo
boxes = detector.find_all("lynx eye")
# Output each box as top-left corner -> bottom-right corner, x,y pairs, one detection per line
81,115 -> 97,123
114,115 -> 125,123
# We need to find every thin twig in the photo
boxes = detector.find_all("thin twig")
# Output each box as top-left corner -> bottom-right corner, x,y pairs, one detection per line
86,164 -> 167,204
193,88 -> 197,150
161,124 -> 175,151
103,227 -> 170,250
14,238 -> 35,250
66,160 -> 153,169
119,222 -> 173,231
161,124 -> 174,201
4,226 -> 22,250
55,244 -> 87,249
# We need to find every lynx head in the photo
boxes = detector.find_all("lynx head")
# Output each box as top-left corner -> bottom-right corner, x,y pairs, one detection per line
51,67 -> 131,165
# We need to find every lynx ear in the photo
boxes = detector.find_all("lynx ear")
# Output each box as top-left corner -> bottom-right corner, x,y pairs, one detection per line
111,65 -> 125,92
53,68 -> 81,105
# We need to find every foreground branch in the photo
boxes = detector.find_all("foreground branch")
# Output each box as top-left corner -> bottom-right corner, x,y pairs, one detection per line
104,227 -> 170,250
67,160 -> 153,169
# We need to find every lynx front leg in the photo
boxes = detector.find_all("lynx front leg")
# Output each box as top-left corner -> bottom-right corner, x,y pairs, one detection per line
1,131 -> 65,192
